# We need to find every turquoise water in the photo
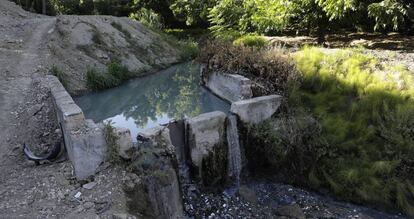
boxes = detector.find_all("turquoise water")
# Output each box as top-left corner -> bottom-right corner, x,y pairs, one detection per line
74,63 -> 230,141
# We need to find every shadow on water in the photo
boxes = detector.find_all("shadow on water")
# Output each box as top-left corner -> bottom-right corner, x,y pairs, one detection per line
75,62 -> 230,141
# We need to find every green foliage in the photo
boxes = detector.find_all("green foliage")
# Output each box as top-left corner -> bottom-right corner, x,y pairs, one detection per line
49,65 -> 67,88
233,35 -> 268,48
103,120 -> 121,164
86,62 -> 133,90
129,7 -> 164,29
178,40 -> 199,61
14,0 -> 414,34
170,0 -> 218,26
368,0 -> 409,31
289,47 -> 414,216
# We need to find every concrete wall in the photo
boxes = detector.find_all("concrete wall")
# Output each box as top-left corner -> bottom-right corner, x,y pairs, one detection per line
230,95 -> 282,124
202,70 -> 253,103
47,75 -> 107,180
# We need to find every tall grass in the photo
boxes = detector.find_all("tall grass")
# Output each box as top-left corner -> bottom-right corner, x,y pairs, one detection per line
290,47 -> 414,215
201,42 -> 414,216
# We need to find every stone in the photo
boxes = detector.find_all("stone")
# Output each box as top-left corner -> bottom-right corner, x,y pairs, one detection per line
114,127 -> 134,159
273,204 -> 306,219
112,213 -> 137,219
128,130 -> 184,219
82,182 -> 97,190
202,71 -> 253,103
127,168 -> 184,219
166,120 -> 186,165
83,202 -> 95,209
66,121 -> 107,180
186,111 -> 227,185
64,211 -> 100,219
238,186 -> 258,204
137,126 -> 174,151
230,95 -> 282,124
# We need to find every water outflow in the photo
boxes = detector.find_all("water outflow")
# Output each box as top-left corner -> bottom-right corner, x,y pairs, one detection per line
226,114 -> 242,191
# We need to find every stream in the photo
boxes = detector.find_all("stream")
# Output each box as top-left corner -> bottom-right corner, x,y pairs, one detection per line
75,62 -> 230,141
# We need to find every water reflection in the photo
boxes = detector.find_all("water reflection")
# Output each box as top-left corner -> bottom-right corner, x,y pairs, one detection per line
75,63 -> 230,141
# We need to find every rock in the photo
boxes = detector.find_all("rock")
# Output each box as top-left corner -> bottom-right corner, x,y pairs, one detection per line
66,121 -> 107,180
128,126 -> 184,219
273,204 -> 305,219
230,95 -> 282,124
186,111 -> 227,185
137,126 -> 173,151
202,71 -> 253,102
64,211 -> 100,219
112,213 -> 137,219
74,191 -> 82,199
83,202 -> 95,209
128,154 -> 184,218
238,186 -> 258,204
82,182 -> 97,190
114,127 -> 134,159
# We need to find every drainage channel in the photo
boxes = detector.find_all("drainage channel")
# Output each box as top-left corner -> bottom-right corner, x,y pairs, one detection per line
74,62 -> 230,141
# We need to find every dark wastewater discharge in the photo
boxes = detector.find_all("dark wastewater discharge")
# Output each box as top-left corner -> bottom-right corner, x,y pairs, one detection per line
75,63 -> 230,141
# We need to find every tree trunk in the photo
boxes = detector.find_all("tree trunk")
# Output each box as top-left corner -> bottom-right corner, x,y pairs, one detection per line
41,0 -> 46,14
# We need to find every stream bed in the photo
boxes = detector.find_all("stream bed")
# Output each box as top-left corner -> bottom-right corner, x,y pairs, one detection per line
75,62 -> 230,141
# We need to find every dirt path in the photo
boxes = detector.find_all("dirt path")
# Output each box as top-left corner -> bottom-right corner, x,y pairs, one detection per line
0,17 -> 56,159
0,3 -> 127,218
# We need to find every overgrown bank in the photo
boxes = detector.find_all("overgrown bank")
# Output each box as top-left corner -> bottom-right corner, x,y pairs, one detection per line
200,42 -> 414,216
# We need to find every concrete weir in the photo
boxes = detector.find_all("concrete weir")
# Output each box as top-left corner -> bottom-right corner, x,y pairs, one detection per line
46,65 -> 282,217
201,67 -> 253,102
48,75 -> 107,180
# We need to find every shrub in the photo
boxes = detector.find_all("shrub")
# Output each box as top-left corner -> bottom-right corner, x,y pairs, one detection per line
86,62 -> 132,90
103,121 -> 120,164
198,40 -> 300,98
233,35 -> 268,48
178,40 -> 199,61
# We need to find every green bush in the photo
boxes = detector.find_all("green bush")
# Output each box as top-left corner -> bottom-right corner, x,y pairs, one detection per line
288,47 -> 414,216
233,35 -> 268,48
103,120 -> 121,164
178,40 -> 199,61
86,62 -> 132,90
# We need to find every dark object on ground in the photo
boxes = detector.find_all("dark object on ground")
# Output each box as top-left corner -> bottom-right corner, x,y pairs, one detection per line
23,139 -> 64,165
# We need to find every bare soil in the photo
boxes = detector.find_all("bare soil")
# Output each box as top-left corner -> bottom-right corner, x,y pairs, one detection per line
0,1 -> 144,218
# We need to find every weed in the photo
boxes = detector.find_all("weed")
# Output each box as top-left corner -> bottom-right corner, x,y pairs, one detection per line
50,65 -> 67,88
103,120 -> 120,164
111,21 -> 132,39
91,29 -> 104,45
